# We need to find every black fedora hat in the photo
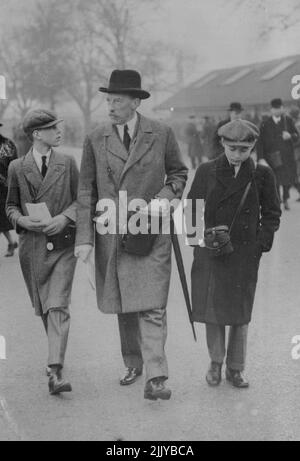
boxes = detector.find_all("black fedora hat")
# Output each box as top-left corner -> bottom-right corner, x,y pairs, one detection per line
271,98 -> 283,108
228,102 -> 244,112
99,70 -> 150,100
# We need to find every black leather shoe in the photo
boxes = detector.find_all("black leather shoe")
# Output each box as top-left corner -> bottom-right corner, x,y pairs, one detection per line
226,369 -> 249,389
206,362 -> 222,387
120,368 -> 142,386
144,378 -> 172,401
48,374 -> 72,395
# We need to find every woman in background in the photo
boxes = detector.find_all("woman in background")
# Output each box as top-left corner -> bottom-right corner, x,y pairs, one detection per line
0,122 -> 18,257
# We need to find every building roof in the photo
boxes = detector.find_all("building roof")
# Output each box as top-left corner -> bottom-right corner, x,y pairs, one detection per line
155,54 -> 300,112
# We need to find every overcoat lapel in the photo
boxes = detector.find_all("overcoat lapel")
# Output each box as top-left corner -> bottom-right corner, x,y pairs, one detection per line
22,150 -> 43,198
36,150 -> 66,200
104,124 -> 128,162
217,155 -> 254,203
120,114 -> 156,180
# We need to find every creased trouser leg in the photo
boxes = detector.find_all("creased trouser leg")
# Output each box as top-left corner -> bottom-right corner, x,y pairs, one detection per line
47,307 -> 70,369
118,313 -> 143,370
226,325 -> 248,372
206,324 -> 226,365
138,308 -> 168,383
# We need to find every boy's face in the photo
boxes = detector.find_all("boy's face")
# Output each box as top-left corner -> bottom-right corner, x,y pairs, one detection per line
223,141 -> 254,166
33,124 -> 62,147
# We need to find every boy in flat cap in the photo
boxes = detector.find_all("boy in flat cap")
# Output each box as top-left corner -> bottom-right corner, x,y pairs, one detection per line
6,109 -> 79,395
187,119 -> 281,388
257,98 -> 300,210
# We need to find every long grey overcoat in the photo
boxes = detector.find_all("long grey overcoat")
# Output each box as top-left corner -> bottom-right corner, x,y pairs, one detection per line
6,150 -> 79,316
76,114 -> 188,314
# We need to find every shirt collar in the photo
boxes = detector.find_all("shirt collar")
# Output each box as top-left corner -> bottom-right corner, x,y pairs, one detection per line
116,112 -> 138,139
32,147 -> 52,169
272,115 -> 281,124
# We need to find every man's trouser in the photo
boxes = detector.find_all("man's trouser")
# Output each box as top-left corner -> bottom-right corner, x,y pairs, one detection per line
118,308 -> 168,383
206,324 -> 248,372
42,307 -> 71,369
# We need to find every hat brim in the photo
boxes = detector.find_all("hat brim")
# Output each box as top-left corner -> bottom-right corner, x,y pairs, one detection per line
222,139 -> 257,147
31,119 -> 64,131
99,87 -> 151,100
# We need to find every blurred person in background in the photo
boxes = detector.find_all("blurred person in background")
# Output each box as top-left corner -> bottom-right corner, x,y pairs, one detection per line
213,102 -> 244,158
257,98 -> 300,210
185,115 -> 204,169
0,122 -> 18,257
202,116 -> 217,160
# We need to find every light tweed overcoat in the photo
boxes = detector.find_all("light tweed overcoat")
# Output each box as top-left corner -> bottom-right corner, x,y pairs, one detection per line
6,150 -> 79,316
76,114 -> 188,314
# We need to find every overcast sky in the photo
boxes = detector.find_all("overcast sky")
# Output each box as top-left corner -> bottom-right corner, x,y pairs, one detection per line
1,0 -> 300,84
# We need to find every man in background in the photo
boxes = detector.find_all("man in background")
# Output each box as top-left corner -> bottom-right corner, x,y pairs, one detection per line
257,98 -> 300,210
213,102 -> 244,158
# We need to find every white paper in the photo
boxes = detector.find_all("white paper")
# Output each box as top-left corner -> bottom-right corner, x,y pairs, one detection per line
25,202 -> 52,221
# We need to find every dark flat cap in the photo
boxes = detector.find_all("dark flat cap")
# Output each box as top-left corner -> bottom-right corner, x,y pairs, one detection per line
218,119 -> 259,146
23,109 -> 63,135
271,98 -> 283,109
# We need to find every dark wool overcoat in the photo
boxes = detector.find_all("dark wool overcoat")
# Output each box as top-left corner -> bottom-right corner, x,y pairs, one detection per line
0,135 -> 17,232
76,114 -> 188,315
257,115 -> 299,185
6,150 -> 79,316
187,154 -> 281,326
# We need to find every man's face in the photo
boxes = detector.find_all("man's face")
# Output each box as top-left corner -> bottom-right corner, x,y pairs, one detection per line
271,106 -> 283,118
106,93 -> 141,125
223,141 -> 254,166
34,125 -> 62,147
230,110 -> 243,121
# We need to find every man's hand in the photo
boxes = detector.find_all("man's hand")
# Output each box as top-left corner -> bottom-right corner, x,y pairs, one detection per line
74,244 -> 93,263
43,215 -> 70,236
282,131 -> 292,141
17,216 -> 47,233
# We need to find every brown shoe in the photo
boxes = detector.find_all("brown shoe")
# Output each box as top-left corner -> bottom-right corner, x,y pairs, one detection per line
120,367 -> 142,386
48,372 -> 72,395
226,368 -> 249,389
206,362 -> 222,387
144,378 -> 172,401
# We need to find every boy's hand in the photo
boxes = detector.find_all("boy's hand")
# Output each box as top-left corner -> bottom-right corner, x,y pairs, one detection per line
43,215 -> 70,236
17,216 -> 46,233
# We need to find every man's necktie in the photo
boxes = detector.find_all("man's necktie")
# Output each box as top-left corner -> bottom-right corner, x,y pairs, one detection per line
230,164 -> 236,177
41,156 -> 48,178
123,124 -> 131,152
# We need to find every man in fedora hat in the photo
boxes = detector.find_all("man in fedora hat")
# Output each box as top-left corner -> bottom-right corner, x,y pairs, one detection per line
187,119 -> 281,389
6,109 -> 79,396
75,69 -> 188,400
213,102 -> 244,158
257,98 -> 300,210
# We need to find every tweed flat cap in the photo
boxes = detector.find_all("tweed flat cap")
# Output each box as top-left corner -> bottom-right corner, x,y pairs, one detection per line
23,109 -> 63,135
218,119 -> 259,146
